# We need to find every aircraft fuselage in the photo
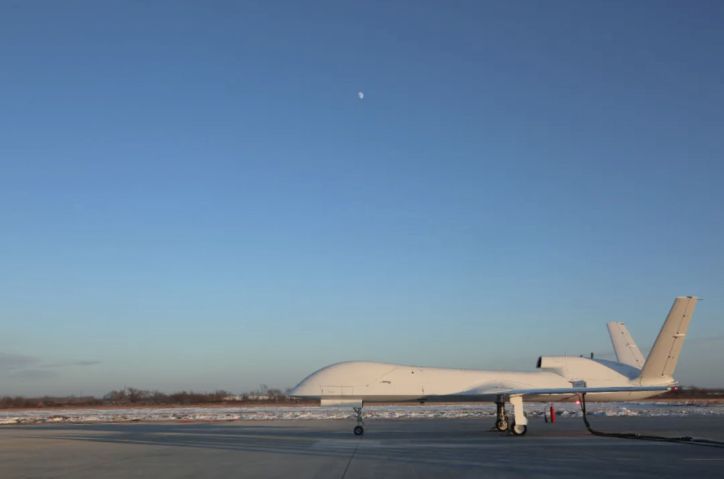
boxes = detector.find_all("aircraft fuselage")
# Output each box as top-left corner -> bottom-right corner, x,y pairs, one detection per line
291,358 -> 672,403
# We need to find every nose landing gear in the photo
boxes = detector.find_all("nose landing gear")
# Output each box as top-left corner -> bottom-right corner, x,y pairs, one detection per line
353,407 -> 364,436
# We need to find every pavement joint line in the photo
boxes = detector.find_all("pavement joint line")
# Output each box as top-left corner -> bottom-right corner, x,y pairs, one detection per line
339,439 -> 361,479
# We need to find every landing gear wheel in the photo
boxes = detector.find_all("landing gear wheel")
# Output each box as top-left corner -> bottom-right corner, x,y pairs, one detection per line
495,415 -> 509,432
510,423 -> 527,436
352,406 -> 364,436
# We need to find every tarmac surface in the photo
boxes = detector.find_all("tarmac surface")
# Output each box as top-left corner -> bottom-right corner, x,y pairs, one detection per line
1,416 -> 723,478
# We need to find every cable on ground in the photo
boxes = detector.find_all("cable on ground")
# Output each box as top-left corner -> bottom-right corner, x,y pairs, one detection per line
578,393 -> 724,449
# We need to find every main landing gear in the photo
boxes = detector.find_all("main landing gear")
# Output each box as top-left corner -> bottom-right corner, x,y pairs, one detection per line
493,395 -> 528,436
495,400 -> 509,432
509,395 -> 528,436
353,406 -> 364,436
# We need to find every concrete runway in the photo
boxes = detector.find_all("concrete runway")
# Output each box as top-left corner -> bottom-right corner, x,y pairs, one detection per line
1,416 -> 723,478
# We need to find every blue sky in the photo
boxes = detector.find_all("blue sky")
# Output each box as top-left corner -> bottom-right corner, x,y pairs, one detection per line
1,1 -> 723,395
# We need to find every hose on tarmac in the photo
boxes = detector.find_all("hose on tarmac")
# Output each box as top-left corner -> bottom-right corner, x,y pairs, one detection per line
578,393 -> 724,449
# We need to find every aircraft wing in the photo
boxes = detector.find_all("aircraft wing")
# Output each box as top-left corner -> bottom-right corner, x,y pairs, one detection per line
504,385 -> 670,396
420,385 -> 670,402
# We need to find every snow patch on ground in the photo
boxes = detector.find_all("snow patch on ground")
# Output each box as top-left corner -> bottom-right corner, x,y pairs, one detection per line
0,402 -> 721,425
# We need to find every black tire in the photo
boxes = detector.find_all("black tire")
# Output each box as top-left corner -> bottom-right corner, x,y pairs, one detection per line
495,418 -> 509,431
353,426 -> 364,436
510,423 -> 527,436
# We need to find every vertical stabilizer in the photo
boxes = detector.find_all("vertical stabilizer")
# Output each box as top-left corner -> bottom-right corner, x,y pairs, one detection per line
607,322 -> 645,368
639,296 -> 698,384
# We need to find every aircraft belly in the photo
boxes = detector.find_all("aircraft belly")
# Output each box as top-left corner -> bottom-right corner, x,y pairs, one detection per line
357,395 -> 425,402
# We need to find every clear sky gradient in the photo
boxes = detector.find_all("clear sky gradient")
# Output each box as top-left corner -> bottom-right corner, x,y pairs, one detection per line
1,1 -> 723,395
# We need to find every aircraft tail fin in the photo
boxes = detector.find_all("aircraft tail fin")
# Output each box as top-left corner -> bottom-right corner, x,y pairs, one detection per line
638,296 -> 698,384
607,322 -> 645,369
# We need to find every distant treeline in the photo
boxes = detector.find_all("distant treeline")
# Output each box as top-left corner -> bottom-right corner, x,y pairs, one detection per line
0,387 -> 315,409
660,387 -> 724,399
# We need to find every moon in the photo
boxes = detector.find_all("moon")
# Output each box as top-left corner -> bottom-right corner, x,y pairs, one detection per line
357,91 -> 364,100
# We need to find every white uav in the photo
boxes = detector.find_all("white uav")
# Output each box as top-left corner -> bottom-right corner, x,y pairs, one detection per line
291,296 -> 698,436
